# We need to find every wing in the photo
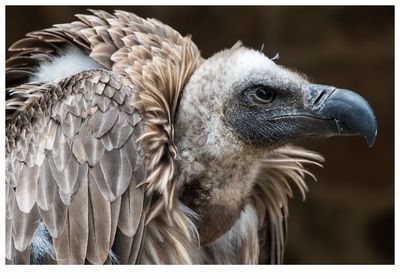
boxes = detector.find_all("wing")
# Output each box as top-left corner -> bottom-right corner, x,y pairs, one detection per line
6,8 -> 201,209
6,9 -> 202,264
6,69 -> 149,264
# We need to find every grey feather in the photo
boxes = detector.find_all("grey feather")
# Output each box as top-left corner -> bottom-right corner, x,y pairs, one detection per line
6,216 -> 14,261
53,171 -> 89,264
36,158 -> 57,210
12,204 -> 40,252
87,107 -> 119,138
112,230 -> 134,264
49,149 -> 80,198
117,182 -> 144,237
15,164 -> 39,213
109,197 -> 122,250
79,121 -> 106,166
86,173 -> 112,264
100,114 -> 133,150
60,112 -> 82,139
39,190 -> 68,238
91,147 -> 132,201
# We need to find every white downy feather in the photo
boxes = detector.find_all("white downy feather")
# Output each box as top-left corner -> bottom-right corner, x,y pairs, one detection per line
30,46 -> 103,83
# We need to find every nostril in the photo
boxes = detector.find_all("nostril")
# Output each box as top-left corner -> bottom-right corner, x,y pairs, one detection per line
313,90 -> 328,106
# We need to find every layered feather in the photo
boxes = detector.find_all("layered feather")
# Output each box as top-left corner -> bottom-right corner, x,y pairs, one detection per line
6,69 -> 146,264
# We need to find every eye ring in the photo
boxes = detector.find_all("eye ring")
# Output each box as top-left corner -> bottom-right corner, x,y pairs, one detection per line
253,86 -> 275,104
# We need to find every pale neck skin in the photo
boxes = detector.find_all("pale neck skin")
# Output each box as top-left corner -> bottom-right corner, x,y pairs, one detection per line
174,98 -> 265,244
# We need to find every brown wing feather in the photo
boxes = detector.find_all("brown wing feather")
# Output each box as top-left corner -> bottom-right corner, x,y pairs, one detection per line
53,173 -> 89,264
36,158 -> 57,211
112,229 -> 135,264
7,9 -> 202,264
15,164 -> 39,213
6,69 -> 147,264
38,188 -> 68,239
117,181 -> 144,237
12,204 -> 40,253
86,173 -> 112,264
109,196 -> 122,251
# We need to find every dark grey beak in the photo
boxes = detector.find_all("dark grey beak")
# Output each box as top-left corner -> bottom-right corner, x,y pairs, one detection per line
303,84 -> 377,147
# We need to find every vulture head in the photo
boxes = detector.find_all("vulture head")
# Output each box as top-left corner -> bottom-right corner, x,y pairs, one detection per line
177,45 -> 377,159
175,44 -> 377,247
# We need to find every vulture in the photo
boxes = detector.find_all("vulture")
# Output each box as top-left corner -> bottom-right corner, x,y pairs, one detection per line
5,9 -> 377,264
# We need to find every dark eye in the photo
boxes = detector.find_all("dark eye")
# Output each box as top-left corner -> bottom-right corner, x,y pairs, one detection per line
253,86 -> 275,103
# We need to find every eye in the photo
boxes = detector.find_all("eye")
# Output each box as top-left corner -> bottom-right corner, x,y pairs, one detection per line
252,86 -> 276,104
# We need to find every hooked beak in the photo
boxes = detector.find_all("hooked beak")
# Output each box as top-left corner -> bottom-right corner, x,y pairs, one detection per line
299,83 -> 377,147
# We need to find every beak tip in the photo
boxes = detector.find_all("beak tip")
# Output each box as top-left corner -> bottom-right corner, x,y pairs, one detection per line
366,137 -> 375,148
366,126 -> 377,148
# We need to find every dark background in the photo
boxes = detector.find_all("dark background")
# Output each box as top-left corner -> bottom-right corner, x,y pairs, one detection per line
6,6 -> 394,264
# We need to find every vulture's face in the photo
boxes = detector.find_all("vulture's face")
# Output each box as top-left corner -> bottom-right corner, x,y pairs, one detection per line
180,46 -> 377,154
